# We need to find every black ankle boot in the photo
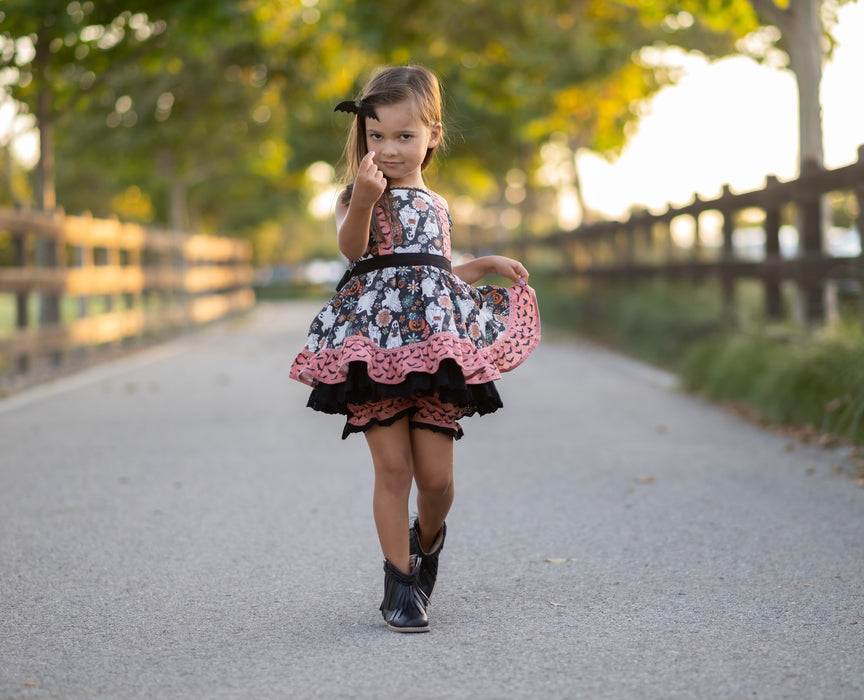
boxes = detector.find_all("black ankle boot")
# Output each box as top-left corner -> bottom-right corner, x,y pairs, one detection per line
380,556 -> 430,633
409,519 -> 447,602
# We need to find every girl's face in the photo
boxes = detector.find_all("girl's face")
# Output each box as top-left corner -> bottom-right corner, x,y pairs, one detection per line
364,99 -> 441,189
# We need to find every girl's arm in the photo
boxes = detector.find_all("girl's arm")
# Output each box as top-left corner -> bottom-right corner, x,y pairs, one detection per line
452,255 -> 529,286
336,151 -> 387,260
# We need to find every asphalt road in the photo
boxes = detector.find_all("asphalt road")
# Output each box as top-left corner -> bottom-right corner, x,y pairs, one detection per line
1,301 -> 862,700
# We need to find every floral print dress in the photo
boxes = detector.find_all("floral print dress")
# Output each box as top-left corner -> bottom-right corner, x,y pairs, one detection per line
289,187 -> 540,439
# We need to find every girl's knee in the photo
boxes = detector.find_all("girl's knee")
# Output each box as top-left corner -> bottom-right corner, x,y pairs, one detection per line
416,472 -> 453,498
374,453 -> 414,491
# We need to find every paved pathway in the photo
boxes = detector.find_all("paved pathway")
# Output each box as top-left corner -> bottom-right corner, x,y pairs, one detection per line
1,302 -> 862,699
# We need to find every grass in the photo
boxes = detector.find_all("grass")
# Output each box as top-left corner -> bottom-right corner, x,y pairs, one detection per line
681,328 -> 864,445
532,274 -> 725,367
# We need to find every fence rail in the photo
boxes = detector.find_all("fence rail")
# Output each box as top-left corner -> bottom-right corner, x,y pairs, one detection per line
0,207 -> 254,390
521,145 -> 864,325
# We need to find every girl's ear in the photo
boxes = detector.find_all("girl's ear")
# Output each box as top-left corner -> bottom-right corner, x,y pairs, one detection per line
427,122 -> 442,147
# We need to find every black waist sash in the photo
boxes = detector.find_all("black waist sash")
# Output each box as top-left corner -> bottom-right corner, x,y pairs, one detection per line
335,253 -> 452,291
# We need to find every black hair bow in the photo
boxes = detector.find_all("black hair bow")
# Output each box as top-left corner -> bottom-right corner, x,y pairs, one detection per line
334,99 -> 379,121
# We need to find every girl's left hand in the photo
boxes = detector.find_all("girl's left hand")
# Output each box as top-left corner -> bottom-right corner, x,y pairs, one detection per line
489,255 -> 529,286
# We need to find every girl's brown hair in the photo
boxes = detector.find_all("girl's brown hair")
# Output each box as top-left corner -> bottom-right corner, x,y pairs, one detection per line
339,65 -> 444,205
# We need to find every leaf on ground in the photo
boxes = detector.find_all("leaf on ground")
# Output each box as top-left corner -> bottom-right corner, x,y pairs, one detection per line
634,475 -> 655,484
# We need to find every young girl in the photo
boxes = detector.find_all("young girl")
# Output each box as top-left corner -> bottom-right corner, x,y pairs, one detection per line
289,65 -> 540,633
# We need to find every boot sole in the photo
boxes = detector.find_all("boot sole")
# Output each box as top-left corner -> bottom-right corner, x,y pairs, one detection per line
385,622 -> 430,633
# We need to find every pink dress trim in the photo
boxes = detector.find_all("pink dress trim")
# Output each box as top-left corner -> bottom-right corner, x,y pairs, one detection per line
290,283 -> 540,387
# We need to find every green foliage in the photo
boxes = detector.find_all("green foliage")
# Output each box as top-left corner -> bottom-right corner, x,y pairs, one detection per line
605,280 -> 724,363
680,331 -> 775,399
681,328 -> 864,443
535,275 -> 725,366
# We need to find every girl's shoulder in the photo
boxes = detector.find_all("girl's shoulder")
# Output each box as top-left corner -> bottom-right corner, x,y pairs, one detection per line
427,188 -> 448,210
425,189 -> 450,220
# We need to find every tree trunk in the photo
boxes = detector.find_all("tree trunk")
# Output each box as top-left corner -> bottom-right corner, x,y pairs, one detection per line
32,29 -> 60,326
170,178 -> 190,231
2,101 -> 21,206
158,148 -> 191,231
35,89 -> 57,212
749,0 -> 825,170
571,149 -> 593,225
784,0 -> 828,323
784,0 -> 825,170
563,137 -> 589,226
33,27 -> 57,213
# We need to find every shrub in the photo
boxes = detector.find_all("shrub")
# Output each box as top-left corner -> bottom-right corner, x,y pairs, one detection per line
532,275 -> 724,367
682,331 -> 864,443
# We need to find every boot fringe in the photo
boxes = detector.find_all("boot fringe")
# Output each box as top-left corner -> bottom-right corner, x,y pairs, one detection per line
380,557 -> 430,633
409,519 -> 446,602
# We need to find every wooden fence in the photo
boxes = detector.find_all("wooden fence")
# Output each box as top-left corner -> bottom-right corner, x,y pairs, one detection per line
520,145 -> 864,325
0,207 -> 254,390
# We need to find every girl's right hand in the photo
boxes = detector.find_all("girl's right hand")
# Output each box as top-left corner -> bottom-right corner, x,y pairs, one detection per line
353,151 -> 387,207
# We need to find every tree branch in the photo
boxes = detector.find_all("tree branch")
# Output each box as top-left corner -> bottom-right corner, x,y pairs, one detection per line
748,0 -> 789,31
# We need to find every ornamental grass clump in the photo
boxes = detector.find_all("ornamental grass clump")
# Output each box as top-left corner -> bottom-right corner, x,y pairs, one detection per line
682,331 -> 775,403
682,329 -> 864,444
751,337 -> 864,441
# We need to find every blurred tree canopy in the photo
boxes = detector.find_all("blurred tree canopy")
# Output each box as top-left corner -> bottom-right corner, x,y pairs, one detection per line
0,0 -> 852,263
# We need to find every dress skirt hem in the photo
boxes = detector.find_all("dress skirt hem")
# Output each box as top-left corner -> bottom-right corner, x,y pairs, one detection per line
290,283 -> 540,389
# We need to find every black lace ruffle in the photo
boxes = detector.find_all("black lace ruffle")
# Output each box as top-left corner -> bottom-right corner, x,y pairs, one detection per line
306,359 -> 503,418
340,407 -> 466,440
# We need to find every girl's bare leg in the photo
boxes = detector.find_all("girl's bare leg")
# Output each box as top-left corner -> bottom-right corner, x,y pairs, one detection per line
364,418 -> 414,573
411,427 -> 454,551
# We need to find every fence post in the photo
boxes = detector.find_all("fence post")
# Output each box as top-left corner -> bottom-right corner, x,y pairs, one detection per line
12,232 -> 29,373
36,214 -> 63,366
36,239 -> 61,329
624,222 -> 636,273
720,185 -> 735,321
763,175 -> 783,319
855,147 -> 864,314
692,196 -> 703,263
798,159 -> 825,323
856,145 -> 864,260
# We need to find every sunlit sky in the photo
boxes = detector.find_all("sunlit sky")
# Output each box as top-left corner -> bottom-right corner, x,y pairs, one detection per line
578,1 -> 864,219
